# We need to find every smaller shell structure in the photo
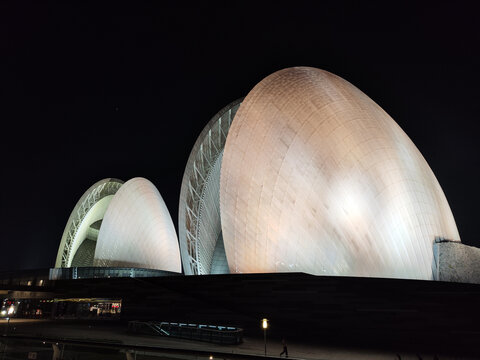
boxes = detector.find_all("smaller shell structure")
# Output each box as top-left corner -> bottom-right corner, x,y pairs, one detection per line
94,177 -> 181,272
55,178 -> 124,268
178,99 -> 242,275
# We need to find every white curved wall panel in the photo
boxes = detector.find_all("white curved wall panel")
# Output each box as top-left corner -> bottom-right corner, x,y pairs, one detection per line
94,177 -> 181,272
220,67 -> 460,280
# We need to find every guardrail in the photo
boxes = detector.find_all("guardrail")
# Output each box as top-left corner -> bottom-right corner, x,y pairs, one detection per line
128,321 -> 243,344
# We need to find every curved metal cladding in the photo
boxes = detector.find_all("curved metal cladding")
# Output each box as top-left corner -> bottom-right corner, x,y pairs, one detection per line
178,99 -> 242,275
220,67 -> 460,280
94,177 -> 181,273
55,178 -> 124,268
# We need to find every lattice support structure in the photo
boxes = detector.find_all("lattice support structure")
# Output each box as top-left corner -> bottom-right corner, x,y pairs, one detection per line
178,99 -> 242,275
55,178 -> 124,268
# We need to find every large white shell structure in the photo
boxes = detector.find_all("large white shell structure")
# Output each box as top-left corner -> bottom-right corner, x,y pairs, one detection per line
220,67 -> 460,280
179,99 -> 242,275
55,178 -> 124,268
94,177 -> 181,273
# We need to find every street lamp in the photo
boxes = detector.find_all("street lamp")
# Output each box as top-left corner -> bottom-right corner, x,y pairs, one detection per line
262,318 -> 268,356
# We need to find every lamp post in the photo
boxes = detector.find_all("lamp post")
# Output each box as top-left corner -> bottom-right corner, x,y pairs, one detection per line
2,318 -> 10,360
4,317 -> 9,335
262,318 -> 268,356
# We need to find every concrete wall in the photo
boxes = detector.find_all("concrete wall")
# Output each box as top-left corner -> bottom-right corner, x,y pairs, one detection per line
433,240 -> 480,284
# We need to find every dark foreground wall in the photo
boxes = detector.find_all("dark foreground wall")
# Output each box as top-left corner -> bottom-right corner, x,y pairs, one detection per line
52,273 -> 480,356
2,272 -> 480,356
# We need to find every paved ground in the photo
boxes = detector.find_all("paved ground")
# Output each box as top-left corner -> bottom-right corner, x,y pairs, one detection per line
0,319 -> 472,360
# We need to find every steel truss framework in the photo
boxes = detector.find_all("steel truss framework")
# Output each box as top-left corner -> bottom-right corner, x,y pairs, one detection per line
56,178 -> 124,268
179,99 -> 242,275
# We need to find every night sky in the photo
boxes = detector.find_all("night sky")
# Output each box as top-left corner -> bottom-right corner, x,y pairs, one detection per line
1,2 -> 479,271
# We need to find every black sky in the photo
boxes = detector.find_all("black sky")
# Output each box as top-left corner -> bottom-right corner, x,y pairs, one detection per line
0,2 -> 479,270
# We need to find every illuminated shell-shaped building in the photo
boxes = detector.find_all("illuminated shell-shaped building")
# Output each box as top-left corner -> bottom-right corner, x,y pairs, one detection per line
178,99 -> 242,275
219,67 -> 460,280
57,67 -> 461,280
56,177 -> 181,273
